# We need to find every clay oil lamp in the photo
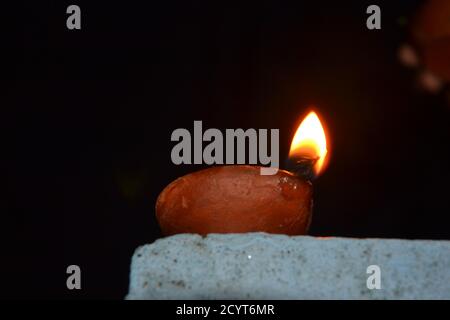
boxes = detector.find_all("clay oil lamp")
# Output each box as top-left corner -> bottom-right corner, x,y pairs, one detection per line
156,111 -> 329,236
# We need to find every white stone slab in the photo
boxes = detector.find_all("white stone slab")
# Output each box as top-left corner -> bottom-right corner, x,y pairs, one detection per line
127,233 -> 450,299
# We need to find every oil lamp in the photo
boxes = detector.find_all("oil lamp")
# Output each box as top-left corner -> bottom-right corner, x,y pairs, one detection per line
156,110 -> 329,235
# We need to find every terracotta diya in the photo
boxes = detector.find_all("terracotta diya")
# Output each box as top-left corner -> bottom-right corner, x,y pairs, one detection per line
156,111 -> 329,235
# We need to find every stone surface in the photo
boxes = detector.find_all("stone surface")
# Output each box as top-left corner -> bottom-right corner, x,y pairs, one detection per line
127,233 -> 450,299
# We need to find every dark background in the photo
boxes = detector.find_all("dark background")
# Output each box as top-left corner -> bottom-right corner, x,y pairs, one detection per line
7,0 -> 450,299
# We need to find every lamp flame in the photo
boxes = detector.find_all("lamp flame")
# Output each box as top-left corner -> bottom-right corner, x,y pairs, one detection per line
289,111 -> 329,176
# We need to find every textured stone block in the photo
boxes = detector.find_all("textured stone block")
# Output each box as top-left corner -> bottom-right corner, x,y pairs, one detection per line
127,233 -> 450,299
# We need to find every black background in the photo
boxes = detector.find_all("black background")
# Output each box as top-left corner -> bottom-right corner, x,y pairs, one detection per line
7,0 -> 450,299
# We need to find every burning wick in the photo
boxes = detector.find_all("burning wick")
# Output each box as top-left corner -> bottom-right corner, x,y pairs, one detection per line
286,156 -> 319,181
286,111 -> 328,180
156,110 -> 329,236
